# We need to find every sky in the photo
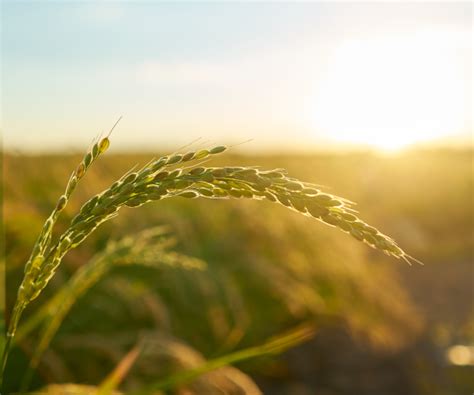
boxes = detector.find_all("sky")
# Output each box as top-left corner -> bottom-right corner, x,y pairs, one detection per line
1,1 -> 472,153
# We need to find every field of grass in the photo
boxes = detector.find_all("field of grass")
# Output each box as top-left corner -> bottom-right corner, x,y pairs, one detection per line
3,148 -> 473,394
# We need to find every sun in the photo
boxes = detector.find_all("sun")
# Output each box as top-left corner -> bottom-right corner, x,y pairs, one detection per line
311,29 -> 470,152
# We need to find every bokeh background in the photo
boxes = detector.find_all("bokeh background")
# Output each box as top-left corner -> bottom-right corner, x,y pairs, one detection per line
2,1 -> 473,394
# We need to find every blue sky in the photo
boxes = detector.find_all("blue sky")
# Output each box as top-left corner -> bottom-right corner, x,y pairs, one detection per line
2,1 -> 472,152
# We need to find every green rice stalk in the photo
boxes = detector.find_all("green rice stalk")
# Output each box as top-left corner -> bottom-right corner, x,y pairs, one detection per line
18,227 -> 205,392
3,134 -> 420,385
1,119 -> 122,385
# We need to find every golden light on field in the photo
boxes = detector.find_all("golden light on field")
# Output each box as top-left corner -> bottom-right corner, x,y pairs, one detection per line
312,29 -> 470,152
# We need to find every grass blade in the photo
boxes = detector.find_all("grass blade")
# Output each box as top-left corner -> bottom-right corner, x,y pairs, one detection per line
136,323 -> 316,394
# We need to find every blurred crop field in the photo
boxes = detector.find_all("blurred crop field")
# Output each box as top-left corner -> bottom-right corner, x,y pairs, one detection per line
3,148 -> 473,394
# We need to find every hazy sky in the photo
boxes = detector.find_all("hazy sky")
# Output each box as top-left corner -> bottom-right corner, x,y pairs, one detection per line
2,1 -> 472,152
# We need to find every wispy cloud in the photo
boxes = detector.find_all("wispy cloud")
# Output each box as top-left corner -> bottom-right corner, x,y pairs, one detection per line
136,61 -> 227,85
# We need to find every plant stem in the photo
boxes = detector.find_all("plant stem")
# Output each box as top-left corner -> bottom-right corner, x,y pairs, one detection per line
1,302 -> 26,388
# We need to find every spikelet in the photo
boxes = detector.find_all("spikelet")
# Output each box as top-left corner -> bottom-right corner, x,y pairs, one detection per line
51,150 -> 417,277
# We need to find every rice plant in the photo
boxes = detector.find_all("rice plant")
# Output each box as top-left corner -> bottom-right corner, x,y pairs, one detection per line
18,227 -> 205,391
1,123 -> 420,390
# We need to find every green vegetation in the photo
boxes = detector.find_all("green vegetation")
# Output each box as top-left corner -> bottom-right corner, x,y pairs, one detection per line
3,146 -> 473,394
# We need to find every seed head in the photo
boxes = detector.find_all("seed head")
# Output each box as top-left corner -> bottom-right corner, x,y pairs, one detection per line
211,168 -> 227,177
260,170 -> 285,179
350,229 -> 364,241
167,155 -> 183,165
229,189 -> 243,198
56,195 -> 68,211
236,168 -> 258,177
126,197 -> 147,207
189,167 -> 205,175
65,176 -> 78,196
335,218 -> 351,232
182,152 -> 195,161
290,198 -> 306,213
364,225 -> 378,235
340,212 -> 357,222
92,143 -> 99,157
154,171 -> 169,181
152,159 -> 167,172
285,182 -> 303,191
210,146 -> 227,154
321,214 -> 339,226
264,192 -> 277,202
195,149 -> 209,160
76,163 -> 86,179
302,187 -> 319,195
122,173 -> 138,184
364,233 -> 377,246
178,191 -> 198,199
277,195 -> 291,207
119,183 -> 134,194
306,203 -> 329,218
99,137 -> 110,153
325,199 -> 343,207
168,169 -> 182,179
84,153 -> 93,167
59,237 -> 72,253
197,188 -> 213,197
173,180 -> 192,189
214,189 -> 228,197
201,173 -> 214,183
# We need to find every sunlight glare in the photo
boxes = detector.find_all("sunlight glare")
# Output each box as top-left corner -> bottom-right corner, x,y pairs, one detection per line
311,29 -> 470,152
